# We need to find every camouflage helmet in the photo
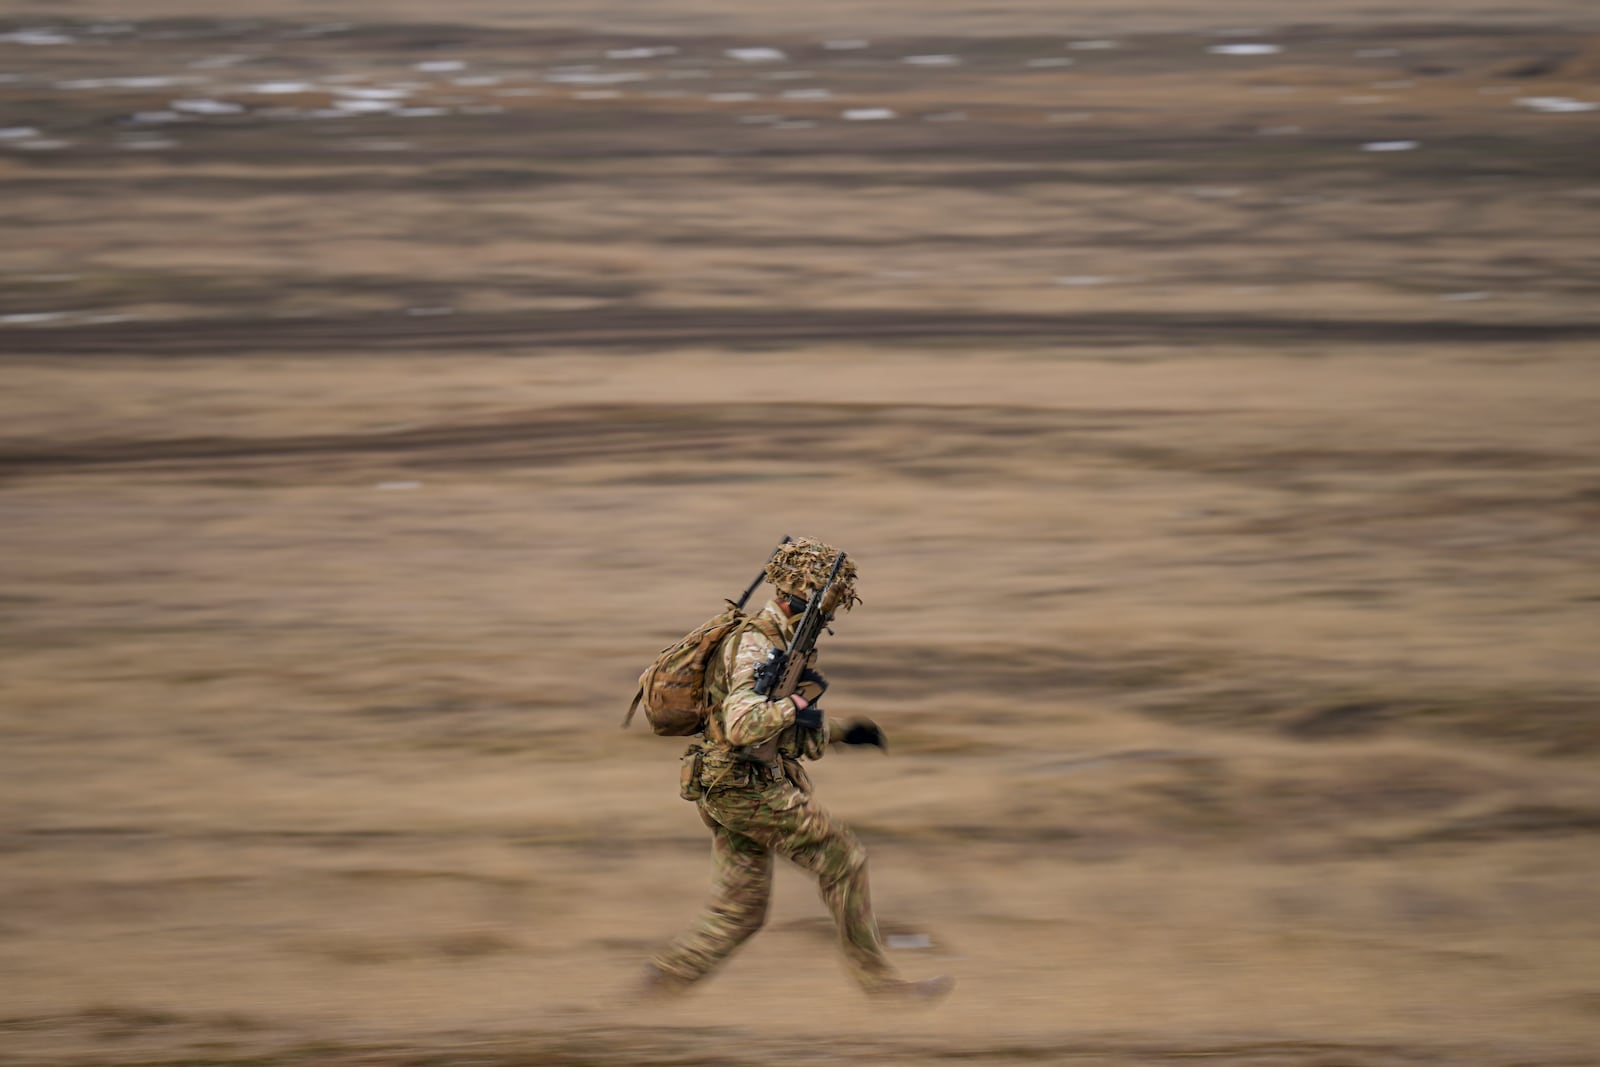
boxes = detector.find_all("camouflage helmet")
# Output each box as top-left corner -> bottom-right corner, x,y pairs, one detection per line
765,536 -> 860,614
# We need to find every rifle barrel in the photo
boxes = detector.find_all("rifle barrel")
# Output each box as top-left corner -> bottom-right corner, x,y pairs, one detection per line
734,535 -> 792,610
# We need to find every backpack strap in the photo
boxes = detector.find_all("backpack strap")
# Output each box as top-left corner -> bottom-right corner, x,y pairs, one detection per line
705,704 -> 728,746
621,683 -> 645,729
747,615 -> 785,646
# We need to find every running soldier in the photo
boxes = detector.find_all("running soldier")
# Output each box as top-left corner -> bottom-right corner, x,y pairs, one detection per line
640,538 -> 953,1001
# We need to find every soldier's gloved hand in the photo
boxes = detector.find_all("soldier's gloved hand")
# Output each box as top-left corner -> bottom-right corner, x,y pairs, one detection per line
840,717 -> 887,751
794,665 -> 829,705
791,694 -> 824,731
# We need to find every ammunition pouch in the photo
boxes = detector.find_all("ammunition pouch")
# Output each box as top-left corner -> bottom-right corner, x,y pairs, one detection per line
679,746 -> 705,802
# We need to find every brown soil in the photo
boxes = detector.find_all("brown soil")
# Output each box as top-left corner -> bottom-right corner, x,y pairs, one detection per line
3,3 -> 1599,1065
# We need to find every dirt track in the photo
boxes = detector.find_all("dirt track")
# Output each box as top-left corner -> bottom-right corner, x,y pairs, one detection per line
3,3 -> 1600,1065
8,309 -> 1600,361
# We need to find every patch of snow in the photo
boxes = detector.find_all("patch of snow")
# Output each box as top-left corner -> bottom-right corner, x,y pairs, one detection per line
1208,44 -> 1282,56
0,30 -> 75,46
334,99 -> 397,114
171,98 -> 244,115
1518,96 -> 1599,113
607,47 -> 677,59
452,75 -> 502,87
843,108 -> 895,121
415,60 -> 465,73
574,90 -> 620,100
903,54 -> 961,66
395,106 -> 448,117
708,92 -> 757,102
58,76 -> 189,89
119,138 -> 176,150
333,87 -> 410,100
726,48 -> 787,62
249,82 -> 315,94
123,77 -> 188,88
1056,275 -> 1112,286
886,933 -> 933,949
546,69 -> 647,85
1362,140 -> 1419,152
0,126 -> 40,139
1,311 -> 72,323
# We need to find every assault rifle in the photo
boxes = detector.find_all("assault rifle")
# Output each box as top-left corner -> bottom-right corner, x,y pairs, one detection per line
752,551 -> 846,702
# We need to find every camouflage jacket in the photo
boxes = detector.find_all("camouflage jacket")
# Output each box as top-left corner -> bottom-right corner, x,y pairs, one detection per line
699,599 -> 833,783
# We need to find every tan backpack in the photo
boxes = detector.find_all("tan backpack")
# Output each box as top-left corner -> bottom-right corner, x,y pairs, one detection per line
623,605 -> 754,736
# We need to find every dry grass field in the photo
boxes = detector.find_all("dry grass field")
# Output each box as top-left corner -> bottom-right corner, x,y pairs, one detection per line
2,1 -> 1599,1064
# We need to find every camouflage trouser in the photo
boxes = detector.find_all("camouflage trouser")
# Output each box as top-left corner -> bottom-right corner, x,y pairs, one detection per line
653,769 -> 900,991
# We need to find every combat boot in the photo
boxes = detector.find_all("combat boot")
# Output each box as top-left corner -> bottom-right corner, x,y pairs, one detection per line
632,961 -> 692,1002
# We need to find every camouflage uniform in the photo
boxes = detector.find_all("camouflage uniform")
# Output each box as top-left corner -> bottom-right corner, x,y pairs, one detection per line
651,593 -> 902,991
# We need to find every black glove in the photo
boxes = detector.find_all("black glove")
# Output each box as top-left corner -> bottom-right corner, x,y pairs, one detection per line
793,700 -> 824,731
794,665 -> 829,704
840,718 -> 887,751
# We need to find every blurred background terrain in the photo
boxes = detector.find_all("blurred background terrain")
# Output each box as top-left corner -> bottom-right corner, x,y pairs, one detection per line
2,1 -> 1599,1064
